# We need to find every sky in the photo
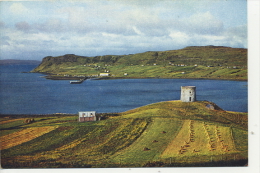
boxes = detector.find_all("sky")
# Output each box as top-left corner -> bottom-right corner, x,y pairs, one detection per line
0,0 -> 248,60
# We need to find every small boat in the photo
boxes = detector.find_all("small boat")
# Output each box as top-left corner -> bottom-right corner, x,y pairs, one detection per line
70,79 -> 84,84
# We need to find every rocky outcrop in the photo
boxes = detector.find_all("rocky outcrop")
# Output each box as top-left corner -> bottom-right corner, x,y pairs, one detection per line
205,102 -> 223,110
42,54 -> 82,64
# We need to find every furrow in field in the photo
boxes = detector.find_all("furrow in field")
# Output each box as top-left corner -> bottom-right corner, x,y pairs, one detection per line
161,120 -> 237,158
111,118 -> 181,164
0,126 -> 58,150
0,118 -> 24,124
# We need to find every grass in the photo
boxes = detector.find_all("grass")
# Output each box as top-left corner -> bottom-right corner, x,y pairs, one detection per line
231,127 -> 248,157
34,64 -> 247,80
0,119 -> 26,136
32,46 -> 247,80
110,117 -> 182,166
0,126 -> 58,150
0,100 -> 248,168
161,120 -> 237,159
0,119 -> 25,131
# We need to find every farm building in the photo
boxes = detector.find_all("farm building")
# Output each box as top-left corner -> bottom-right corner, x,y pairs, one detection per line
78,111 -> 96,122
99,73 -> 110,77
180,86 -> 196,102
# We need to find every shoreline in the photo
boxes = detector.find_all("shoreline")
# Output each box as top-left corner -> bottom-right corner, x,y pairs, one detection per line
0,113 -> 77,118
0,101 -> 248,118
0,110 -> 248,118
41,74 -> 248,82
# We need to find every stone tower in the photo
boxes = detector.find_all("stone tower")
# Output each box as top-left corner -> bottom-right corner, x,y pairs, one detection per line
180,86 -> 196,102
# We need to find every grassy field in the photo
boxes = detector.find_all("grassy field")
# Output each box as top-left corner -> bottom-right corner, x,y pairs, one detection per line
0,101 -> 247,168
110,117 -> 182,166
161,120 -> 237,158
0,126 -> 58,150
31,46 -> 247,81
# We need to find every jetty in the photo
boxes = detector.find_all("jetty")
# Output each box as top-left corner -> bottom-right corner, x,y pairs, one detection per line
70,79 -> 85,84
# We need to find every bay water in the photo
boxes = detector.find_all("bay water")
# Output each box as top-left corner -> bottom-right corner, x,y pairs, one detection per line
0,65 -> 248,114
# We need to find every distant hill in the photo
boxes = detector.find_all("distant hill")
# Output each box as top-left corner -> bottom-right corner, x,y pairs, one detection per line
0,59 -> 41,65
31,46 -> 247,80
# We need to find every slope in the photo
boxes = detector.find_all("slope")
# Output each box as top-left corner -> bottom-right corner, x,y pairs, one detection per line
0,100 -> 247,168
31,46 -> 247,80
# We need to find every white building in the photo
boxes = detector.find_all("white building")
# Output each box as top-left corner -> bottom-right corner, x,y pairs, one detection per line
99,73 -> 110,77
180,86 -> 196,102
79,111 -> 96,122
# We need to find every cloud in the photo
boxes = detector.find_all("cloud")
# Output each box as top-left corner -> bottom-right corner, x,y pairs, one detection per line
169,31 -> 190,45
7,3 -> 223,37
223,25 -> 247,48
15,21 -> 31,32
225,25 -> 247,40
0,1 -> 247,60
132,26 -> 143,35
0,35 -> 11,46
0,21 -> 5,28
34,19 -> 66,33
9,3 -> 29,14
185,11 -> 224,35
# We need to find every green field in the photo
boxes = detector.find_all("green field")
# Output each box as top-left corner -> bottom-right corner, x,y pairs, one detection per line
31,46 -> 247,81
0,100 -> 247,168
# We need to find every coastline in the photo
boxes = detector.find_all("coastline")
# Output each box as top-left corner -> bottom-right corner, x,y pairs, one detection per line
0,113 -> 77,118
0,105 -> 248,118
44,75 -> 88,80
40,74 -> 248,82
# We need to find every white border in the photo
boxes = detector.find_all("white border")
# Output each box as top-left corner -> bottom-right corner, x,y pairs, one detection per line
247,1 -> 260,173
1,0 -> 259,173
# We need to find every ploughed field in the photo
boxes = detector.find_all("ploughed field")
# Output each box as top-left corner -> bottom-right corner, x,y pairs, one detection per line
0,101 -> 248,168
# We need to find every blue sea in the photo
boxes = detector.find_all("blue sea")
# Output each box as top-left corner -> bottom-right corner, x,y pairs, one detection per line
0,65 -> 248,114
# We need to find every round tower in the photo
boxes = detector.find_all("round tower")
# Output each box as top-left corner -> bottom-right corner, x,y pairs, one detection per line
180,86 -> 196,102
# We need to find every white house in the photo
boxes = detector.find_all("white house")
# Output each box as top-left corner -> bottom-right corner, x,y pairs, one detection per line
79,111 -> 96,122
99,73 -> 110,77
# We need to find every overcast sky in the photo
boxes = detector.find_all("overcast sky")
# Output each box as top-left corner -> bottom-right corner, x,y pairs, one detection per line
0,0 -> 248,60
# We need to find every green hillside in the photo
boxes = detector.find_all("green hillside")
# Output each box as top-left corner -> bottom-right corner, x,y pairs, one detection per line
31,46 -> 247,80
0,101 -> 248,168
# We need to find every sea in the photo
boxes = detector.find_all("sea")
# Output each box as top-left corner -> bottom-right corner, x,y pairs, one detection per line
0,64 -> 248,114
